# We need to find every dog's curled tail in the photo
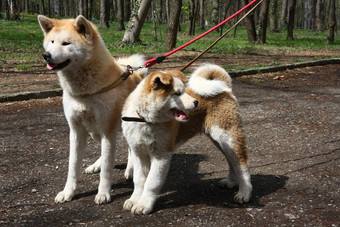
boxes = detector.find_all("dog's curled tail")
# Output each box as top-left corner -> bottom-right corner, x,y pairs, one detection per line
117,54 -> 148,78
188,64 -> 232,98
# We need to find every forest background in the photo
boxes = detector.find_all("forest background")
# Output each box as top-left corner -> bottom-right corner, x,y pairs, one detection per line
0,0 -> 339,71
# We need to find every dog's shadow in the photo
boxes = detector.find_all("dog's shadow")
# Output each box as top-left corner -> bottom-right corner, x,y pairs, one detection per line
153,153 -> 288,211
74,153 -> 288,211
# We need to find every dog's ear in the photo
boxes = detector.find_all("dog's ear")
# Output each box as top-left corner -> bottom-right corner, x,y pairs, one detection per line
38,15 -> 54,36
166,70 -> 188,83
152,73 -> 173,90
75,15 -> 93,41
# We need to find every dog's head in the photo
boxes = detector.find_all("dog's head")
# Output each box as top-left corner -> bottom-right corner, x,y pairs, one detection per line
138,70 -> 198,122
38,15 -> 96,71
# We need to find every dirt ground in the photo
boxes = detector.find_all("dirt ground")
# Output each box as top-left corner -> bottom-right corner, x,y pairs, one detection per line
0,55 -> 340,226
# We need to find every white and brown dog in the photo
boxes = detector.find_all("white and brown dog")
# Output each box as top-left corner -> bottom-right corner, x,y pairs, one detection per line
121,64 -> 252,214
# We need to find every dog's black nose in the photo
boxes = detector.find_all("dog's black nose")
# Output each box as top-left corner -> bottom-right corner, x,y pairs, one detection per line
193,100 -> 199,108
42,52 -> 51,62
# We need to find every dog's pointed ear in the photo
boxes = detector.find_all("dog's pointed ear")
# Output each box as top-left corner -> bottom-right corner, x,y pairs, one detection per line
75,15 -> 93,41
152,73 -> 173,90
38,15 -> 54,36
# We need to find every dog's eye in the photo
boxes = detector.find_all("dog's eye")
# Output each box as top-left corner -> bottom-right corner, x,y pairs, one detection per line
62,42 -> 71,46
174,92 -> 181,96
51,40 -> 54,44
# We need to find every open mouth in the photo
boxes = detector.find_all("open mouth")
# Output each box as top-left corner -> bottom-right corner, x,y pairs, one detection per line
46,59 -> 71,70
170,108 -> 189,121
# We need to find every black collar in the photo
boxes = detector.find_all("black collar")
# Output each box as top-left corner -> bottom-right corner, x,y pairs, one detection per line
121,116 -> 146,122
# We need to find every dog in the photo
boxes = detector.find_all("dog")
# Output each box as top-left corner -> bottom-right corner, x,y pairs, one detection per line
121,64 -> 252,214
38,15 -> 147,204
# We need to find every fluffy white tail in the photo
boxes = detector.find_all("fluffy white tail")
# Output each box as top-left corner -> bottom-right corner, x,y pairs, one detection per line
188,64 -> 232,98
117,54 -> 148,78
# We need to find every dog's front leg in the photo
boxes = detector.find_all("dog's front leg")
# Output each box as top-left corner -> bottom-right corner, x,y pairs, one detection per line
55,126 -> 87,203
94,135 -> 116,204
131,152 -> 172,215
124,149 -> 149,211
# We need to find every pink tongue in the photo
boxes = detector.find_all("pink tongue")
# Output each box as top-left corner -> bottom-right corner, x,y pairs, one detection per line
47,63 -> 57,70
176,113 -> 188,120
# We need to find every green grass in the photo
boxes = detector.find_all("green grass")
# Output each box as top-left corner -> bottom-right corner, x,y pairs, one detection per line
1,14 -> 339,64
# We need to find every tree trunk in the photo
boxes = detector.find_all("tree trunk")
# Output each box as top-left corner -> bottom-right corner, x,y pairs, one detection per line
327,0 -> 336,43
281,0 -> 288,28
287,0 -> 297,40
316,0 -> 324,31
40,0 -> 45,15
212,0 -> 219,32
187,0 -> 196,36
269,0 -> 279,32
120,0 -> 152,46
165,0 -> 182,50
199,0 -> 204,30
124,0 -> 131,21
117,0 -> 125,31
9,0 -> 20,20
257,0 -> 269,44
79,0 -> 84,16
241,0 -> 256,42
3,0 -> 10,20
100,0 -> 110,28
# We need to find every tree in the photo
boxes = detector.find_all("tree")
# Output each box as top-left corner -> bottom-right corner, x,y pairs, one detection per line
281,0 -> 288,28
212,0 -> 219,31
120,0 -> 152,46
116,0 -> 125,31
287,0 -> 297,40
187,0 -> 197,36
100,0 -> 110,28
316,0 -> 324,31
257,0 -> 269,44
165,0 -> 182,49
241,0 -> 257,42
199,0 -> 205,30
269,0 -> 279,32
9,0 -> 19,20
327,0 -> 336,43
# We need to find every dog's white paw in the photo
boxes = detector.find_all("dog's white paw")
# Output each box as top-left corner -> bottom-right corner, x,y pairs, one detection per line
124,168 -> 133,180
94,192 -> 111,204
131,203 -> 153,215
55,191 -> 74,203
218,178 -> 238,189
123,199 -> 137,211
85,163 -> 101,174
233,191 -> 251,204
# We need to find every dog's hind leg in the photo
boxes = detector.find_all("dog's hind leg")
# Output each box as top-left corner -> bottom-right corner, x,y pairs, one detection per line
208,126 -> 252,204
124,148 -> 133,180
55,126 -> 88,203
85,157 -> 101,174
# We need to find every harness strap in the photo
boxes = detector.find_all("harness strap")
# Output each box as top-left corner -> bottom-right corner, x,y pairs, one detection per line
91,65 -> 135,96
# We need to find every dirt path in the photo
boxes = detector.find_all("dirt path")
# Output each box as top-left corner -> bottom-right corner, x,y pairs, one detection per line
1,64 -> 339,226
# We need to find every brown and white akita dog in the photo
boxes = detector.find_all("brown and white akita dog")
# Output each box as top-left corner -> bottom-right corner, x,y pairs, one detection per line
121,64 -> 252,214
38,15 -> 147,204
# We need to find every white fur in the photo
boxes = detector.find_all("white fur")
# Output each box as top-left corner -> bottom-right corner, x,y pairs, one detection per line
208,125 -> 252,203
38,15 -> 147,205
122,67 -> 252,214
188,64 -> 232,97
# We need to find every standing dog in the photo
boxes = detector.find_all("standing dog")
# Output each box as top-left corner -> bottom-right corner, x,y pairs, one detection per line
38,15 -> 147,204
122,64 -> 252,214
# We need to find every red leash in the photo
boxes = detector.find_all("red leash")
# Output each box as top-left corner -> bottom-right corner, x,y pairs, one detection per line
143,0 -> 260,68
